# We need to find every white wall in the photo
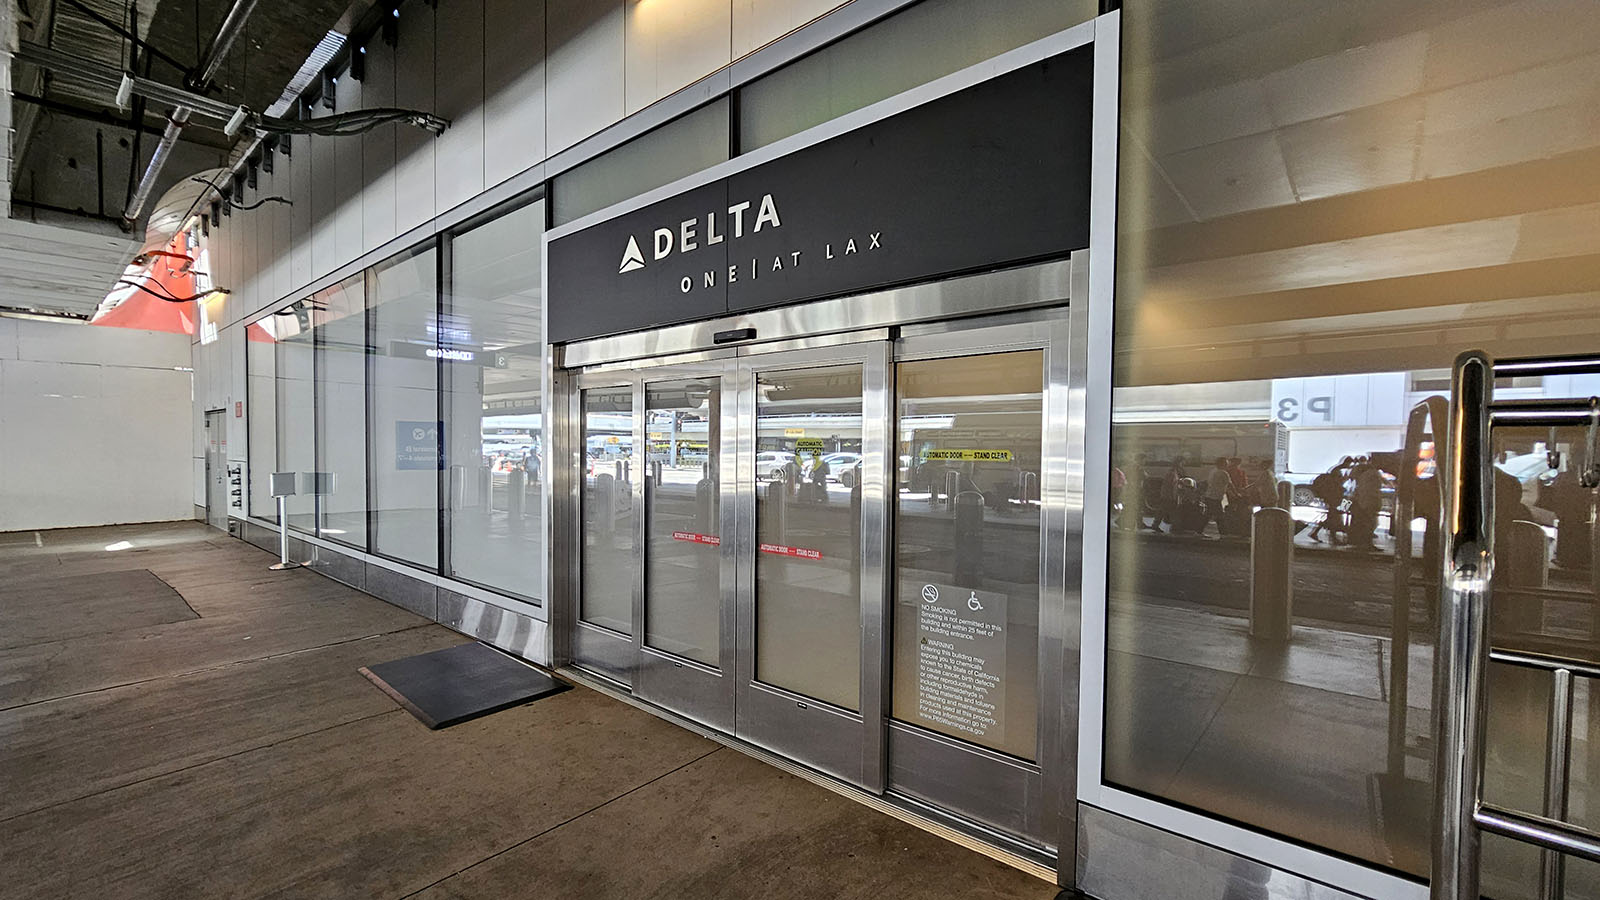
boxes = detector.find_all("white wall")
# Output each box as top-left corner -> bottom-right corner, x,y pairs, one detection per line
0,317 -> 193,531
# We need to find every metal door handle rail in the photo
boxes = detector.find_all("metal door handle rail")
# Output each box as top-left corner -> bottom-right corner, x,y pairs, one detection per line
1432,349 -> 1600,900
1475,804 -> 1599,864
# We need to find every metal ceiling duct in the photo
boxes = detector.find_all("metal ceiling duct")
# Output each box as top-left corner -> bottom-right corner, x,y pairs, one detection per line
122,0 -> 263,227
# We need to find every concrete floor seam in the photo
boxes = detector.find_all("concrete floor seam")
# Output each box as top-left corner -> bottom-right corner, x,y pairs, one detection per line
0,707 -> 406,827
0,624 -> 436,713
395,746 -> 728,900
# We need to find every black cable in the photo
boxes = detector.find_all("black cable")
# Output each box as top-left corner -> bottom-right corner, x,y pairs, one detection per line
63,0 -> 191,78
115,277 -> 211,304
230,195 -> 290,211
187,176 -> 291,213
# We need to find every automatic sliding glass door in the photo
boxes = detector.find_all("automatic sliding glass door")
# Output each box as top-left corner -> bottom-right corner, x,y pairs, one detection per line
734,343 -> 891,790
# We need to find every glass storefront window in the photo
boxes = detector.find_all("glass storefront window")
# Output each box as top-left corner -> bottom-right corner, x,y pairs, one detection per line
312,275 -> 367,547
736,0 -> 1094,152
551,99 -> 729,227
369,245 -> 441,568
274,300 -> 316,534
1106,1 -> 1600,891
445,199 -> 546,600
245,318 -> 277,521
892,351 -> 1043,760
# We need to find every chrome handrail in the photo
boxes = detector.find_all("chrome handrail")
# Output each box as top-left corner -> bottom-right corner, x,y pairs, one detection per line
1432,349 -> 1600,900
1431,350 -> 1495,900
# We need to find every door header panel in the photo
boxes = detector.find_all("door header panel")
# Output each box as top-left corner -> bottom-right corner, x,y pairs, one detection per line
547,48 -> 1093,345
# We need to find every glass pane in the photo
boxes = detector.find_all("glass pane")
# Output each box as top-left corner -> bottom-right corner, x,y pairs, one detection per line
246,319 -> 277,521
369,246 -> 440,567
445,199 -> 546,599
312,275 -> 367,546
581,385 -> 635,633
643,377 -> 721,667
737,0 -> 1094,151
754,364 -> 863,710
1107,0 -> 1600,880
274,301 -> 316,534
551,99 -> 729,226
892,351 -> 1043,759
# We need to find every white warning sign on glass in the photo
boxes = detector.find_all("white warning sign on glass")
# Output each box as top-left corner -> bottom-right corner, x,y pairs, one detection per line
910,580 -> 1006,741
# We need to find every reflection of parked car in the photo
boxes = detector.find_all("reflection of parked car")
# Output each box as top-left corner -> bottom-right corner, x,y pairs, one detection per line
823,452 -> 862,485
1498,451 -> 1558,513
757,451 -> 795,481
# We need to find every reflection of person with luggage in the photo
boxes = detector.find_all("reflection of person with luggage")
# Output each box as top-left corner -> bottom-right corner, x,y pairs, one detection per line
1308,458 -> 1351,543
1546,468 -> 1593,571
1348,458 -> 1382,550
1202,457 -> 1232,537
1156,457 -> 1184,532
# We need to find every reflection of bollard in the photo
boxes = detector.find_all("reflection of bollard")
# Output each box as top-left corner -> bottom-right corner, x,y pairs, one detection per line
1504,520 -> 1549,635
477,465 -> 492,511
695,478 -> 715,535
1250,507 -> 1294,641
595,473 -> 616,538
953,492 -> 984,585
652,460 -> 663,485
1277,480 -> 1294,511
765,480 -> 787,542
508,468 -> 527,518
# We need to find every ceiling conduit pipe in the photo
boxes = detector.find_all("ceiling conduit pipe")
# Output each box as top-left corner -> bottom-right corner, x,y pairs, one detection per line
121,0 -> 261,227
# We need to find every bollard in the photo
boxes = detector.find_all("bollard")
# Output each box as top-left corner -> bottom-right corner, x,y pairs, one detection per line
1250,507 -> 1294,641
508,467 -> 527,518
765,480 -> 788,543
695,477 -> 716,535
1503,519 -> 1549,635
595,473 -> 616,539
652,459 -> 664,485
476,465 -> 492,511
1277,479 -> 1294,511
953,491 -> 985,585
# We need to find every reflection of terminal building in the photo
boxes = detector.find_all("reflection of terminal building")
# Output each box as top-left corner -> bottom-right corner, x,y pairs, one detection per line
11,0 -> 1600,897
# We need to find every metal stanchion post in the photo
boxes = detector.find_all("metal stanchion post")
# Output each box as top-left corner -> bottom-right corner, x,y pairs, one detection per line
267,473 -> 302,571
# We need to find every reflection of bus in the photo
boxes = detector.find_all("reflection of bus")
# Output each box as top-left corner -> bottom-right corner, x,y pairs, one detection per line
1115,421 -> 1288,473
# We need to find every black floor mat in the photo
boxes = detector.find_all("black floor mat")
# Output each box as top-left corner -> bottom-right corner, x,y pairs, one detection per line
359,641 -> 568,729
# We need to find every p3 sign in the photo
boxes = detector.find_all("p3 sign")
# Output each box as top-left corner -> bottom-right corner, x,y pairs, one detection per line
1276,395 -> 1333,424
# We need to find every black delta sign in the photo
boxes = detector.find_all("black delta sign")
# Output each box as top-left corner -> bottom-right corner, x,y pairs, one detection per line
547,48 -> 1093,344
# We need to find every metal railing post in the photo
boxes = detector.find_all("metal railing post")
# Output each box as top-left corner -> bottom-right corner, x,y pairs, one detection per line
1431,351 -> 1495,900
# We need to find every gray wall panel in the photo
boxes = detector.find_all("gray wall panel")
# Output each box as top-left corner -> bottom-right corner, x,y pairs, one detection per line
483,0 -> 546,187
365,562 -> 439,620
290,130 -> 314,290
1076,805 -> 1363,900
394,3 -> 438,234
439,589 -> 549,665
309,114 -> 337,282
622,0 -> 730,115
360,36 -> 399,254
334,65 -> 366,266
434,0 -> 486,213
546,0 -> 624,154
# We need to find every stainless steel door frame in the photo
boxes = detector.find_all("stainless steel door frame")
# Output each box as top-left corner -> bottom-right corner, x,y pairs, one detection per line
634,360 -> 738,732
569,371 -> 642,685
884,311 -> 1073,853
730,340 -> 892,790
204,409 -> 228,530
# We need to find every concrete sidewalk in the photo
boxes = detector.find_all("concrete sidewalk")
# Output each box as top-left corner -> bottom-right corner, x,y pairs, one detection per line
0,522 -> 1056,900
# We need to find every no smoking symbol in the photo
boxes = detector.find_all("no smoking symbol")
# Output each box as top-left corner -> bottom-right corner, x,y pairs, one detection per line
921,584 -> 939,604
